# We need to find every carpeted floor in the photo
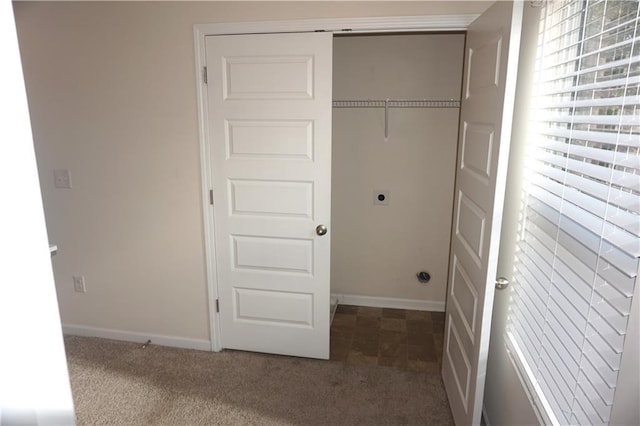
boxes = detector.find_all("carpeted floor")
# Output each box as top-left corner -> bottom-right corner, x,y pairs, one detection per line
65,336 -> 453,425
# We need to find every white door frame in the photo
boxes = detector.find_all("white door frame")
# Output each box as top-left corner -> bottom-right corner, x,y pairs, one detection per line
193,14 -> 480,352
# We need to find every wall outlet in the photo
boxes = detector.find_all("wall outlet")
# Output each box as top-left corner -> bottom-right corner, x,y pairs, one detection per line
54,169 -> 72,189
373,190 -> 390,205
73,276 -> 86,293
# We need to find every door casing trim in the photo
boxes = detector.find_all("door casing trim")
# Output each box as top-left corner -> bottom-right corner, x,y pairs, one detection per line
193,14 -> 480,351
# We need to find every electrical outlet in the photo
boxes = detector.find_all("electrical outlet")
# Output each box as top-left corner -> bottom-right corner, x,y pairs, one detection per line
54,169 -> 72,189
73,276 -> 86,293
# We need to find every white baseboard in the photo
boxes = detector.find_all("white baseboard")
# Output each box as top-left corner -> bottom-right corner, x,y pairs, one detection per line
62,324 -> 211,351
63,296 -> 442,351
331,293 -> 445,312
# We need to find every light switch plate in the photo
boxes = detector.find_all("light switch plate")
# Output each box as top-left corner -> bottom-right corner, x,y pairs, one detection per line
54,169 -> 72,188
374,190 -> 390,205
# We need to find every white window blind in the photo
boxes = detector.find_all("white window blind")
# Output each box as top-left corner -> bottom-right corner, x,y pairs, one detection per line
507,1 -> 639,425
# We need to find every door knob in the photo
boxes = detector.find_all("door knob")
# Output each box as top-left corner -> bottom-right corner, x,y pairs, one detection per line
495,277 -> 510,290
316,224 -> 328,236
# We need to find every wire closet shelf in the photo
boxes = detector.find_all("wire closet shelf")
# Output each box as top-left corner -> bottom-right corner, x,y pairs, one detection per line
332,98 -> 461,139
332,99 -> 460,108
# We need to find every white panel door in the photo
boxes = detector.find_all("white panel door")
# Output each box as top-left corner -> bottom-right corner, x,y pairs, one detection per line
442,2 -> 523,424
206,33 -> 332,359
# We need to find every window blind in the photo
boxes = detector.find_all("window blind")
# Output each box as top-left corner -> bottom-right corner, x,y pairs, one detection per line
507,1 -> 639,425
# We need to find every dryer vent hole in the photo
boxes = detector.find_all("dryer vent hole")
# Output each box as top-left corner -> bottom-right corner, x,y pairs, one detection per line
417,271 -> 431,283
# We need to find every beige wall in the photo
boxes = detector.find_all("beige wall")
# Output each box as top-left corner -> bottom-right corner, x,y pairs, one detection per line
13,1 -> 490,343
331,34 -> 464,303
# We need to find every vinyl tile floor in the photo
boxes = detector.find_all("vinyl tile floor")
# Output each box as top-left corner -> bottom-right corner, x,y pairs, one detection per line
330,305 -> 445,372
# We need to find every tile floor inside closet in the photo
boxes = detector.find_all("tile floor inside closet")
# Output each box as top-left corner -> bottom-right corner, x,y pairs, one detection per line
329,305 -> 444,372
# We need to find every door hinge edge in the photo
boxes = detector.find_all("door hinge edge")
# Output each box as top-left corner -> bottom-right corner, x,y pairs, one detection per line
215,299 -> 220,313
203,66 -> 208,84
209,189 -> 214,205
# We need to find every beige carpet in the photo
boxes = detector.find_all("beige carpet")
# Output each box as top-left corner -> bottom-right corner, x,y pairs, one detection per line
65,336 -> 453,425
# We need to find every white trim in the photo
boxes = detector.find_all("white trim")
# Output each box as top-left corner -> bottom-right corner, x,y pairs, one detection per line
62,324 -> 211,352
193,22 -> 221,353
194,14 -> 477,354
194,15 -> 479,37
332,293 -> 445,312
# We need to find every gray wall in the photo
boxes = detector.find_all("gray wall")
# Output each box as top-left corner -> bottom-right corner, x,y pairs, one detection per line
1,1 -> 74,421
610,279 -> 640,426
331,34 -> 464,305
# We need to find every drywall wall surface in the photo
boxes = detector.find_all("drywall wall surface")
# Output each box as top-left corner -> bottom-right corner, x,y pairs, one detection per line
610,277 -> 640,426
12,2 -> 484,343
0,1 -> 74,421
331,34 -> 464,303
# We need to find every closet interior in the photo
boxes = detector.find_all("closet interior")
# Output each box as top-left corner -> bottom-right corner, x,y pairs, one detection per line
329,33 -> 466,367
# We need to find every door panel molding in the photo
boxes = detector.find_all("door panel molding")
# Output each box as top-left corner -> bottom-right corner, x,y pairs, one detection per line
442,2 -> 524,424
208,32 -> 332,359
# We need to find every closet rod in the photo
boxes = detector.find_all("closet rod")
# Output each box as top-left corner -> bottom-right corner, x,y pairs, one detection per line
332,99 -> 461,140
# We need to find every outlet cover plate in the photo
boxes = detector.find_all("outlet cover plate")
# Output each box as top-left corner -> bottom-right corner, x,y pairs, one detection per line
73,276 -> 86,293
54,169 -> 72,189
